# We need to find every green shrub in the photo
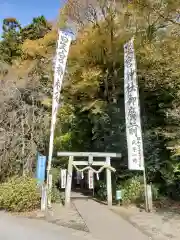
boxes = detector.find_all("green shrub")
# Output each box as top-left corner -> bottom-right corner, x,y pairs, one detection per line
51,167 -> 60,189
121,176 -> 143,205
121,177 -> 160,205
95,180 -> 107,201
50,167 -> 65,204
51,187 -> 64,204
0,176 -> 40,212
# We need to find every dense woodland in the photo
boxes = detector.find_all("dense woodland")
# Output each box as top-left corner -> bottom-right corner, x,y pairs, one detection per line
0,0 -> 180,200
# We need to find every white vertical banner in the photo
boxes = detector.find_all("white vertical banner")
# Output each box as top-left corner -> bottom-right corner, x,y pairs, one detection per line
88,169 -> 94,189
124,38 -> 144,171
61,169 -> 67,188
47,31 -> 72,174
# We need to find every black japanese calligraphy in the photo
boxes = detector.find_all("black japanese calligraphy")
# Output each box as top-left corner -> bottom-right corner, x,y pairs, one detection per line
133,158 -> 138,164
127,69 -> 136,84
53,105 -> 58,116
54,78 -> 61,90
125,80 -> 136,92
56,64 -> 63,76
58,51 -> 66,64
61,35 -> 68,44
56,34 -> 69,64
128,126 -> 138,136
59,41 -> 67,53
54,91 -> 59,103
132,139 -> 136,145
129,69 -> 135,77
128,95 -> 137,106
132,146 -> 137,154
136,137 -> 141,145
128,106 -> 137,126
124,43 -> 134,68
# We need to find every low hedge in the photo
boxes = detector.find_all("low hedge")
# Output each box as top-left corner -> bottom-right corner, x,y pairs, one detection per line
0,176 -> 41,212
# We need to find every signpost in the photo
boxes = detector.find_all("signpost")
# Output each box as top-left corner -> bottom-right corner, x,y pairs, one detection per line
36,153 -> 47,211
124,38 -> 148,211
116,190 -> 122,206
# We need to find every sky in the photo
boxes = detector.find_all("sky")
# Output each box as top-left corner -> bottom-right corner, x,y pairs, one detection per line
0,0 -> 66,35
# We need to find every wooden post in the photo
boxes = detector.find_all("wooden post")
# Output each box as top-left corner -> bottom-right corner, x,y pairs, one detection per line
47,174 -> 52,208
147,183 -> 153,212
106,156 -> 112,207
143,168 -> 148,212
41,184 -> 47,211
65,155 -> 73,208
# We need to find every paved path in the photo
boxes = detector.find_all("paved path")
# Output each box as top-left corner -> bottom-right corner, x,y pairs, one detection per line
0,194 -> 150,240
73,194 -> 150,240
0,211 -> 98,240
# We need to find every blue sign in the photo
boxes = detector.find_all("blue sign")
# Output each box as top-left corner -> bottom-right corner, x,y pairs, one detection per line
36,153 -> 47,184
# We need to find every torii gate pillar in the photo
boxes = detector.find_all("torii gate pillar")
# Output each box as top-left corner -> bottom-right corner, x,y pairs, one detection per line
106,156 -> 112,207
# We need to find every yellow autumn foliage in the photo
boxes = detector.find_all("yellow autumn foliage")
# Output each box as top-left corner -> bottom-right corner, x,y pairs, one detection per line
22,29 -> 57,59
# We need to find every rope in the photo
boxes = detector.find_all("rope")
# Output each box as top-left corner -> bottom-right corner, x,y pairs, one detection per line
73,163 -> 116,174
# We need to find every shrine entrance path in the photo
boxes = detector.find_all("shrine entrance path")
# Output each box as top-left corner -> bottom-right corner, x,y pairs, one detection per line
72,192 -> 149,240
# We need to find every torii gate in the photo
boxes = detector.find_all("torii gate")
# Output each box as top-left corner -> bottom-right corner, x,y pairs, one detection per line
57,152 -> 121,208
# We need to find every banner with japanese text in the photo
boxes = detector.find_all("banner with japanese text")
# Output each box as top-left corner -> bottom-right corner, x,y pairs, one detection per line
124,38 -> 144,171
88,169 -> 94,189
47,31 -> 72,172
61,169 -> 67,189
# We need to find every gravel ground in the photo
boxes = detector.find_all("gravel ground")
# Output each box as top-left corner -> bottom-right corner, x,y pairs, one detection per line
11,202 -> 88,232
112,205 -> 180,240
45,203 -> 89,232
